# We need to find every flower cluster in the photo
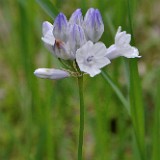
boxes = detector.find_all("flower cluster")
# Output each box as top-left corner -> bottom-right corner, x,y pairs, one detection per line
34,8 -> 140,79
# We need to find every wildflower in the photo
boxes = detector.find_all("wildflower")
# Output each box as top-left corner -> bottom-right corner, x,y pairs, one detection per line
76,41 -> 110,77
34,68 -> 70,79
34,9 -> 140,79
106,26 -> 140,60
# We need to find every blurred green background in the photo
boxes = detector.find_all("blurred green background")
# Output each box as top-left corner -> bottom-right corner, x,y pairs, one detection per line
0,0 -> 160,160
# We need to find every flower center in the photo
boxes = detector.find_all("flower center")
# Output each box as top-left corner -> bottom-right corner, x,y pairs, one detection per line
86,56 -> 94,63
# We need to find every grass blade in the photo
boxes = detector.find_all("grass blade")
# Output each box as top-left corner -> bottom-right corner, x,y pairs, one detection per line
36,0 -> 59,19
152,71 -> 160,160
127,0 -> 146,159
101,70 -> 130,114
129,59 -> 145,160
81,0 -> 87,13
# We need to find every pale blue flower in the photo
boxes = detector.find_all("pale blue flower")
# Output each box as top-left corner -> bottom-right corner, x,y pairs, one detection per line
41,8 -> 105,62
35,9 -> 140,79
76,41 -> 110,77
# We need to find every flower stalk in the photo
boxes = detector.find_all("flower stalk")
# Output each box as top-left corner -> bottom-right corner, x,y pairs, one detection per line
77,75 -> 84,160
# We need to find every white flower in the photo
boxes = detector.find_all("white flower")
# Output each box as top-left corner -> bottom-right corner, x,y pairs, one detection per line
76,41 -> 110,77
34,68 -> 70,79
106,26 -> 141,60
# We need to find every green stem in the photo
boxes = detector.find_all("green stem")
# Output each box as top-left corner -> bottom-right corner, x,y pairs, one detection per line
77,75 -> 84,160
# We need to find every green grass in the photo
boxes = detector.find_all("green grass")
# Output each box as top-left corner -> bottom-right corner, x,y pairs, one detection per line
0,0 -> 160,159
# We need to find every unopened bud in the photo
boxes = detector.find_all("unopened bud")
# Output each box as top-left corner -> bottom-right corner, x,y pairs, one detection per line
83,8 -> 104,42
34,68 -> 70,79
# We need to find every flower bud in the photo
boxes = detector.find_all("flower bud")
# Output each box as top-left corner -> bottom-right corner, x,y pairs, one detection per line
53,13 -> 68,42
69,8 -> 83,26
83,8 -> 104,42
34,68 -> 70,79
68,24 -> 86,55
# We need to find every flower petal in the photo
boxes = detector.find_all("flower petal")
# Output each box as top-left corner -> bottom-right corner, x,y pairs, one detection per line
83,66 -> 101,77
41,32 -> 55,46
34,68 -> 70,79
42,21 -> 53,36
42,21 -> 55,46
69,8 -> 83,26
122,46 -> 141,58
115,26 -> 131,46
106,44 -> 141,60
